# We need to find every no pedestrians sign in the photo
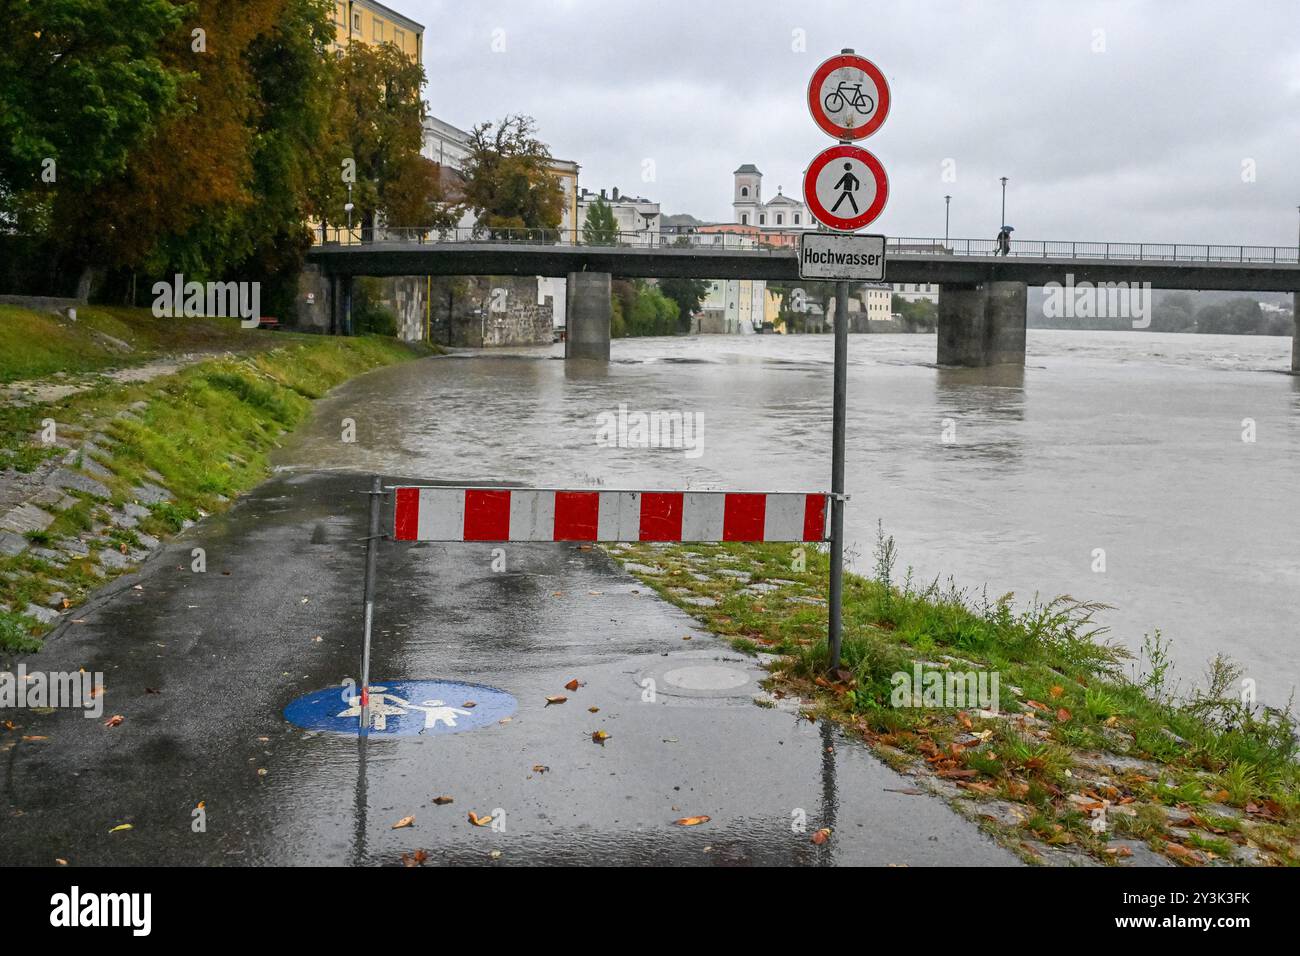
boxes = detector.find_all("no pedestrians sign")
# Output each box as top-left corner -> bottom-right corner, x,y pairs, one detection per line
803,143 -> 889,232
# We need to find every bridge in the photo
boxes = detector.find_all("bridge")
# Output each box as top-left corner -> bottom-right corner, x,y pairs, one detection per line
304,228 -> 1300,369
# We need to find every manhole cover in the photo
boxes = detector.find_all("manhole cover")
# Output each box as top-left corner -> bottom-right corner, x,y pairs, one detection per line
662,665 -> 751,691
635,650 -> 763,703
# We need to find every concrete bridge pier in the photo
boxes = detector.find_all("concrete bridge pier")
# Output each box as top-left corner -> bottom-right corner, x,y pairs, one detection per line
937,281 -> 1028,367
565,272 -> 611,361
1293,291 -> 1299,373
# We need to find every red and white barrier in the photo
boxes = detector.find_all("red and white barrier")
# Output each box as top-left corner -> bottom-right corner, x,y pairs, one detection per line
392,487 -> 828,543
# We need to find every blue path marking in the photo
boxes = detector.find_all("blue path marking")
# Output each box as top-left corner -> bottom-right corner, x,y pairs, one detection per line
284,679 -> 516,736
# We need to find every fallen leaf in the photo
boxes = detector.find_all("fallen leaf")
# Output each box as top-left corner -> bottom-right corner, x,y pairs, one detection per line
1105,846 -> 1133,858
467,811 -> 493,827
401,849 -> 428,867
563,678 -> 583,692
674,815 -> 711,826
883,787 -> 925,796
109,824 -> 133,833
498,717 -> 512,725
1055,708 -> 1072,723
490,850 -> 502,859
461,701 -> 476,708
588,707 -> 600,713
591,730 -> 610,745
432,795 -> 454,805
392,816 -> 415,829
1025,700 -> 1048,711
545,695 -> 567,706
532,765 -> 549,773
811,827 -> 832,845
103,714 -> 124,728
56,858 -> 68,865
21,735 -> 47,742
1049,685 -> 1064,698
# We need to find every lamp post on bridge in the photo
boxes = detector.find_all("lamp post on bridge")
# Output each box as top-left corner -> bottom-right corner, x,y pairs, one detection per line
944,194 -> 951,247
1000,177 -> 1008,231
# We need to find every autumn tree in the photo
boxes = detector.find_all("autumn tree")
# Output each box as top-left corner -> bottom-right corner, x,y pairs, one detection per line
318,39 -> 431,240
459,115 -> 564,237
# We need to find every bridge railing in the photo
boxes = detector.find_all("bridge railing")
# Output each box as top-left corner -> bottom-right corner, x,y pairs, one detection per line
315,225 -> 1300,264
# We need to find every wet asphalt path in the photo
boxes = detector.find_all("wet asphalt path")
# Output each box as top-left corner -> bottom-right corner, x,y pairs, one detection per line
1,471 -> 1017,866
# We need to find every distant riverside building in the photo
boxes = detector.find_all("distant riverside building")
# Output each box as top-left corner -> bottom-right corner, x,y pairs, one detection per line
893,282 -> 940,304
421,115 -> 579,242
327,0 -> 423,60
577,187 -> 660,245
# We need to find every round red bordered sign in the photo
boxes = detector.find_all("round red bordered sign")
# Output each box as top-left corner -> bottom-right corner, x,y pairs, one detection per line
807,53 -> 891,140
803,144 -> 889,232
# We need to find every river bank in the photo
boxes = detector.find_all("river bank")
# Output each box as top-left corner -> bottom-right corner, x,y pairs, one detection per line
610,535 -> 1300,866
0,305 -> 434,651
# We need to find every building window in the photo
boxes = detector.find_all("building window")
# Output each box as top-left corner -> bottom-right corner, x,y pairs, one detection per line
373,19 -> 384,41
794,214 -> 800,224
394,27 -> 405,48
759,214 -> 765,225
741,214 -> 748,225
741,186 -> 748,197
352,11 -> 361,31
776,214 -> 783,225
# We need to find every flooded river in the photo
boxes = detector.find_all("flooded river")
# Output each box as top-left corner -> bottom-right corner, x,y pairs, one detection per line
281,330 -> 1300,706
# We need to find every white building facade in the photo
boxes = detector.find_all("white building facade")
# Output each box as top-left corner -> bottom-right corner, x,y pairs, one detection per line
577,187 -> 660,245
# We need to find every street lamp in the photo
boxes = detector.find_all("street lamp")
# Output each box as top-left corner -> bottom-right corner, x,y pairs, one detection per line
1000,177 -> 1009,231
344,183 -> 354,243
944,195 -> 951,247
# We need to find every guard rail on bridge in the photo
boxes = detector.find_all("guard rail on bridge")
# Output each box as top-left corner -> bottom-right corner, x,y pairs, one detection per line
316,225 -> 1300,265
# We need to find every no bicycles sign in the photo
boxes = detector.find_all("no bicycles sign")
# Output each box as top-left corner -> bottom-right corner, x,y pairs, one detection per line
807,52 -> 891,140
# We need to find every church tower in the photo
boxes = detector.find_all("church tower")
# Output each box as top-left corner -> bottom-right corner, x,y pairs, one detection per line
732,164 -> 762,226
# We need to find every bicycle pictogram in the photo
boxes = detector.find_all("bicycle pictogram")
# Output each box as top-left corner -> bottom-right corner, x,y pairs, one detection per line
823,80 -> 874,117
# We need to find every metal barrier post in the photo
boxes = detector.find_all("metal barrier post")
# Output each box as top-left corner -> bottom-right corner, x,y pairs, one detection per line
828,280 -> 849,670
358,475 -> 383,735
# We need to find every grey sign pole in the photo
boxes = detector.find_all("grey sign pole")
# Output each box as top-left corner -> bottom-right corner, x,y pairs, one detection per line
358,474 -> 383,734
828,280 -> 849,670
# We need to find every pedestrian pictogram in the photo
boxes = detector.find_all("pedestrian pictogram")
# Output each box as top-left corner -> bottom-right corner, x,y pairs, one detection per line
807,52 -> 891,140
284,679 -> 517,736
803,144 -> 889,232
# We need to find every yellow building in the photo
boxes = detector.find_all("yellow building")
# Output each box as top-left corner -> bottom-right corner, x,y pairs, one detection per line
328,0 -> 423,62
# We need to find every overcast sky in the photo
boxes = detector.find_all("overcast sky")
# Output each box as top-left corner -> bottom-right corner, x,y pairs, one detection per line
408,0 -> 1300,245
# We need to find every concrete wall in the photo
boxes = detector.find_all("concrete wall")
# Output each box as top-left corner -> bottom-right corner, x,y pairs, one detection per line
565,272 -> 612,360
1294,291 -> 1299,373
938,281 -> 1028,366
296,265 -> 332,333
373,276 -> 426,343
429,276 -> 553,347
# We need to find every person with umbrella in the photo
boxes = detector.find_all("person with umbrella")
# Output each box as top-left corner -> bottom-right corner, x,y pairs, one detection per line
995,225 -> 1014,256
